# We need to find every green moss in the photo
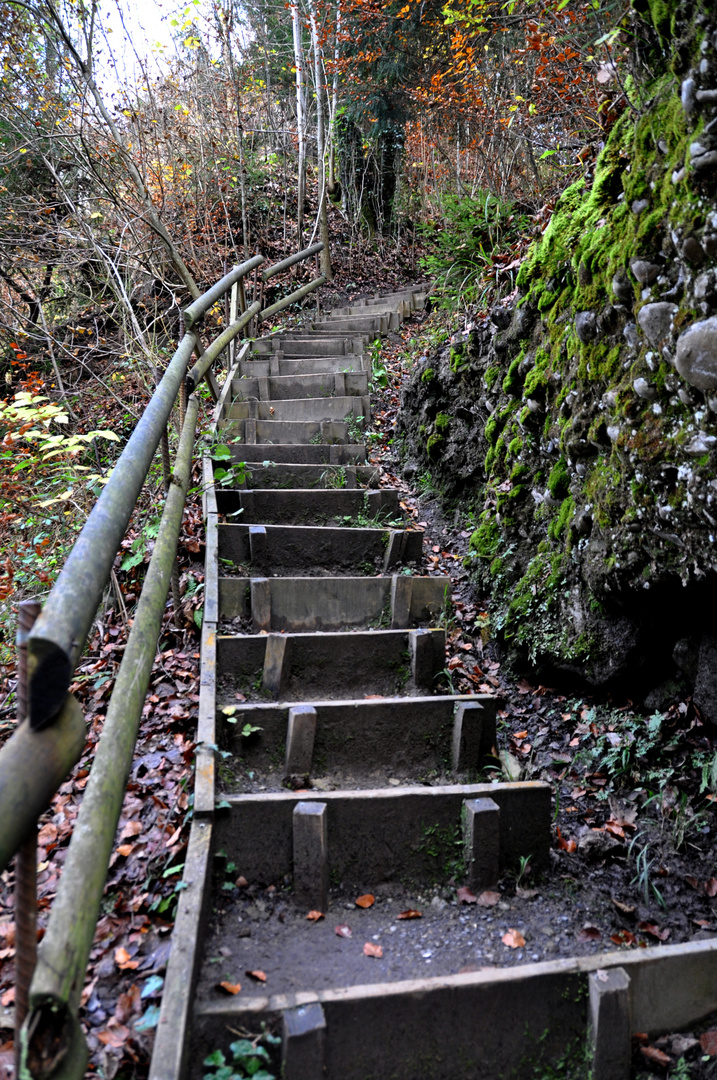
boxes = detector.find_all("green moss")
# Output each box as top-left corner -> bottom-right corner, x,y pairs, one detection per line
435,412 -> 451,433
548,496 -> 574,541
484,365 -> 500,390
421,367 -> 436,384
469,518 -> 501,559
547,458 -> 570,500
426,433 -> 443,458
502,349 -> 526,395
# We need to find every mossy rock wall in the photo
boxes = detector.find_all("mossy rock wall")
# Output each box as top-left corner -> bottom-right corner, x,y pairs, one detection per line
399,0 -> 717,707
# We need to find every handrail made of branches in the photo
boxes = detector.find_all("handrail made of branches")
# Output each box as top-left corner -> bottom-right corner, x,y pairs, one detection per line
0,239 -> 326,1080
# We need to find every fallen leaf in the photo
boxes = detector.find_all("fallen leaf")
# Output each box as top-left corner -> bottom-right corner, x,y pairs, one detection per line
556,827 -> 577,853
236,876 -> 248,888
513,730 -> 528,740
0,989 -> 13,1007
120,820 -> 142,840
477,890 -> 501,907
116,844 -> 134,857
604,821 -> 626,839
245,970 -> 267,982
515,887 -> 539,900
611,897 -> 635,915
335,924 -> 352,938
637,921 -> 670,942
363,942 -> 383,958
38,823 -> 58,845
397,909 -> 422,920
610,930 -> 636,947
306,910 -> 324,921
700,1030 -> 717,1055
456,886 -> 478,904
355,894 -> 375,909
576,924 -> 601,942
640,1045 -> 671,1067
218,981 -> 241,995
502,929 -> 526,949
693,918 -> 712,928
706,878 -> 717,897
114,946 -> 140,970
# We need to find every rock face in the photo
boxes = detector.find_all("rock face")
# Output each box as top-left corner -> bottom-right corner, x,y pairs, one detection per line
398,0 -> 717,712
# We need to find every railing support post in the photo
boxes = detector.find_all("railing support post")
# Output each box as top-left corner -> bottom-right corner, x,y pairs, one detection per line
15,600 -> 42,1074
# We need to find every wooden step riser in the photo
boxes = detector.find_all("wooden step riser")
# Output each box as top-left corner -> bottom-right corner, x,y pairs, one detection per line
218,575 -> 449,632
237,357 -> 367,377
221,463 -> 378,491
218,523 -> 423,574
232,372 -> 368,400
216,695 -> 495,776
223,396 -> 370,424
216,628 -> 446,701
214,487 -> 400,526
218,418 -> 351,444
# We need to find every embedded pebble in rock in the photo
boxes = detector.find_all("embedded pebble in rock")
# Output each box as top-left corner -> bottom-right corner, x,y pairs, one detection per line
623,322 -> 639,348
525,398 -> 541,413
675,317 -> 717,391
574,311 -> 596,343
685,432 -> 717,455
694,272 -> 716,302
682,236 -> 704,264
612,273 -> 633,305
629,257 -> 660,284
631,199 -> 649,215
637,301 -> 677,345
690,142 -> 717,171
633,377 -> 657,400
682,76 -> 696,112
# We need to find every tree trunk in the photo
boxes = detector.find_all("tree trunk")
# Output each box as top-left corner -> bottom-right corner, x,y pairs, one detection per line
308,0 -> 332,279
291,2 -> 307,247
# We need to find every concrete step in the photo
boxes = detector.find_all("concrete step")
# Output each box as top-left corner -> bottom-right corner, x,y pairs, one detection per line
231,371 -> 368,401
218,418 -> 351,444
224,396 -> 369,425
219,574 -> 450,632
226,463 -> 379,491
216,626 -> 446,701
236,356 -> 366,378
216,694 -> 495,778
253,336 -> 364,357
221,443 -> 367,465
214,486 -> 401,525
218,523 -> 423,575
212,782 -> 551,887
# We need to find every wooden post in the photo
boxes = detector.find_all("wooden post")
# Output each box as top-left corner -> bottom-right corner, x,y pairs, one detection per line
15,600 -> 41,1074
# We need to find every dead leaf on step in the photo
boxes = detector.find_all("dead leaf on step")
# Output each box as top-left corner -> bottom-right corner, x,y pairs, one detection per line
363,942 -> 383,958
637,921 -> 670,942
477,890 -> 501,907
502,929 -> 525,949
610,930 -> 636,947
245,970 -> 267,983
576,924 -> 601,943
306,910 -> 324,921
456,886 -> 478,904
335,924 -> 352,938
236,876 -> 248,888
515,887 -> 539,900
611,897 -> 635,915
397,909 -> 422,920
556,827 -> 576,853
355,894 -> 375,909
218,981 -> 241,995
640,1045 -> 671,1067
700,1030 -> 717,1055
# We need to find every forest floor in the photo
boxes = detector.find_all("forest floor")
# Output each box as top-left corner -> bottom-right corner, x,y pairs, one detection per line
1,281 -> 717,1080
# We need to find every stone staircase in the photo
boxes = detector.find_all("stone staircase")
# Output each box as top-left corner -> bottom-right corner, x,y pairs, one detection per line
150,285 -> 712,1080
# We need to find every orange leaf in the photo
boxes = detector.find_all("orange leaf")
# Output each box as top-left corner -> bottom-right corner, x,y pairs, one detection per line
306,910 -> 324,921
477,890 -> 501,907
700,1030 -> 717,1055
610,930 -> 636,946
218,981 -> 241,995
355,894 -> 375,909
1,988 -> 14,1008
556,826 -> 577,853
640,1045 -> 671,1067
637,921 -> 670,942
363,942 -> 383,958
576,924 -> 601,942
397,909 -> 422,920
456,885 -> 478,904
245,970 -> 267,982
116,844 -> 134,857
502,929 -> 525,949
335,924 -> 352,938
